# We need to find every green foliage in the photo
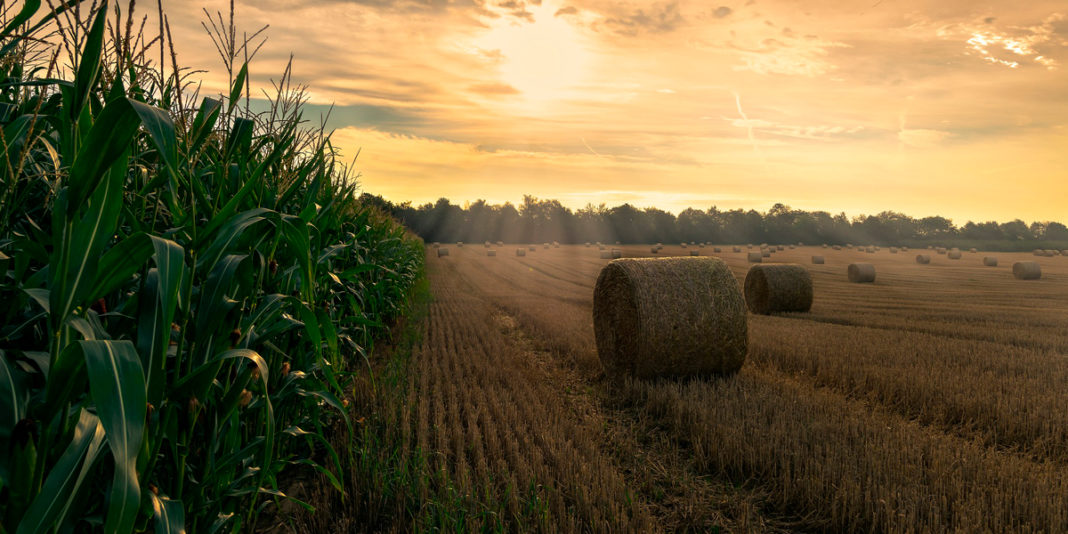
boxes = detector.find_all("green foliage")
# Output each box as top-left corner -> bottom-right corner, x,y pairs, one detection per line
0,2 -> 423,532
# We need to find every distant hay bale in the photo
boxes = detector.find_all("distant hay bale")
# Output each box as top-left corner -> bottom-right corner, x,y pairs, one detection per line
516,248 -> 526,257
901,246 -> 909,251
777,245 -> 784,251
437,248 -> 449,257
611,249 -> 622,259
889,247 -> 898,253
593,257 -> 748,377
484,241 -> 491,247
1062,249 -> 1068,256
713,247 -> 722,253
600,251 -> 612,259
1033,249 -> 1043,256
497,241 -> 504,246
937,248 -> 947,255
733,246 -> 742,253
1013,261 -> 1041,280
916,254 -> 931,264
699,243 -> 705,248
689,250 -> 699,256
457,241 -> 464,247
585,242 -> 591,247
969,247 -> 978,253
599,244 -> 607,250
847,263 -> 876,283
651,247 -> 659,254
846,243 -> 853,248
1046,249 -> 1057,257
832,245 -> 842,250
982,256 -> 997,266
681,242 -> 688,248
788,245 -> 795,250
487,250 -> 496,257
747,252 -> 763,263
822,244 -> 828,248
744,264 -> 813,315
866,246 -> 875,253
811,255 -> 825,264
761,250 -> 771,258
948,249 -> 962,260
528,245 -> 536,251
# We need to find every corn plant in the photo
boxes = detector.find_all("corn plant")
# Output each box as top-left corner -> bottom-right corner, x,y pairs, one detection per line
0,1 -> 423,532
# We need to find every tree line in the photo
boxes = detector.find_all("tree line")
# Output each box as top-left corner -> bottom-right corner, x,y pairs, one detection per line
359,194 -> 1068,251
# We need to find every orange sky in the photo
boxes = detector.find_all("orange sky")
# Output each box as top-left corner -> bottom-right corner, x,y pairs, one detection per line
165,0 -> 1068,223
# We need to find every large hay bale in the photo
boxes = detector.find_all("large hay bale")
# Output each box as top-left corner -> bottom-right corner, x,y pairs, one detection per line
1046,249 -> 1057,257
585,242 -> 591,247
432,242 -> 440,248
889,247 -> 898,254
982,256 -> 997,266
916,254 -> 931,264
1062,249 -> 1068,256
516,248 -> 526,257
497,241 -> 504,246
744,264 -> 813,315
599,244 -> 607,250
681,242 -> 688,248
593,257 -> 747,377
484,241 -> 491,248
811,255 -> 825,264
437,248 -> 449,257
847,263 -> 876,283
948,249 -> 962,259
733,246 -> 742,253
611,249 -> 623,259
747,252 -> 763,263
689,250 -> 699,256
487,250 -> 497,257
937,248 -> 947,255
1013,261 -> 1041,280
822,244 -> 828,248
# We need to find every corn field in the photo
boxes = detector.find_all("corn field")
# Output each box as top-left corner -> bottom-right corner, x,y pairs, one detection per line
0,1 -> 422,532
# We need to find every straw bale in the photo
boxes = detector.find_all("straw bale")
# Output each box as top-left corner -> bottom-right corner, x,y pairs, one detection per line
916,255 -> 931,264
983,256 -> 997,266
747,252 -> 763,263
744,264 -> 813,314
847,263 -> 876,283
593,257 -> 748,377
811,255 -> 825,264
1013,261 -> 1041,280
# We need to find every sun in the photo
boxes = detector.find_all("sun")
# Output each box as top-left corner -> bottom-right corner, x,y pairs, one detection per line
474,2 -> 591,102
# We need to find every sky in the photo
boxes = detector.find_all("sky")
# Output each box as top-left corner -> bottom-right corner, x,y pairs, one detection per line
163,0 -> 1068,223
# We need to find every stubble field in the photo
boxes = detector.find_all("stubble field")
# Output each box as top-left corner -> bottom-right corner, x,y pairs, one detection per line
397,244 -> 1068,532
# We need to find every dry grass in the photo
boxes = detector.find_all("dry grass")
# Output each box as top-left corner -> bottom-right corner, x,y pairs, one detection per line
382,244 -> 1068,532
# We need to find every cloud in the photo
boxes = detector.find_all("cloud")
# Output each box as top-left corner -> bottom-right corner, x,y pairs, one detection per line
937,12 -> 1065,70
898,128 -> 951,148
712,6 -> 732,18
555,5 -> 579,16
599,2 -> 684,36
468,82 -> 521,96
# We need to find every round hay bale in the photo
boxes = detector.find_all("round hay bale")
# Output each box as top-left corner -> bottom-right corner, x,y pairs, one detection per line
437,248 -> 449,257
457,241 -> 464,247
744,264 -> 813,315
866,246 -> 875,253
600,251 -> 612,259
832,245 -> 842,250
689,250 -> 699,256
847,263 -> 876,283
948,249 -> 962,259
733,246 -> 742,253
822,244 -> 828,248
937,248 -> 947,255
982,256 -> 997,266
611,249 -> 623,259
747,252 -> 763,263
1062,250 -> 1068,256
651,247 -> 659,254
599,244 -> 607,250
788,245 -> 795,250
915,254 -> 931,264
889,247 -> 898,253
811,255 -> 825,264
901,246 -> 909,251
528,245 -> 536,251
777,245 -> 784,251
969,247 -> 978,253
497,241 -> 504,246
761,250 -> 771,258
487,250 -> 496,257
1013,261 -> 1041,280
1046,249 -> 1057,257
713,247 -> 722,253
681,242 -> 688,248
484,241 -> 491,247
516,248 -> 526,257
593,257 -> 747,377
585,242 -> 591,247
1033,249 -> 1043,256
432,242 -> 440,248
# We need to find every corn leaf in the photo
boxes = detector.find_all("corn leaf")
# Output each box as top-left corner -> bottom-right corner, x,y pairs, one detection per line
150,494 -> 187,534
16,410 -> 106,534
81,340 -> 146,534
70,0 -> 108,124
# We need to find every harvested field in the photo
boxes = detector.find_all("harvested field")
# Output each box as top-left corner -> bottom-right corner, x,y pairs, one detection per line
405,244 -> 1068,532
